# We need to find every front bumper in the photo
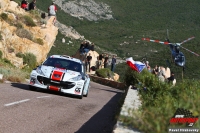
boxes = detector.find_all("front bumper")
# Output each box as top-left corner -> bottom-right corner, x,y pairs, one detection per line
29,73 -> 84,95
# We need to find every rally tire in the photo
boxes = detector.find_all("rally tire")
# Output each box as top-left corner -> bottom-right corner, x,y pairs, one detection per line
84,90 -> 88,97
84,86 -> 89,97
78,90 -> 83,99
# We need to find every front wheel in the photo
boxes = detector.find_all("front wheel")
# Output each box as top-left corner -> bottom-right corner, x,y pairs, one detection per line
84,87 -> 89,97
78,94 -> 83,99
78,89 -> 83,99
84,90 -> 88,97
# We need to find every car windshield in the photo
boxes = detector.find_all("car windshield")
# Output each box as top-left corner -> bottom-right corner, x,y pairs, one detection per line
43,57 -> 82,73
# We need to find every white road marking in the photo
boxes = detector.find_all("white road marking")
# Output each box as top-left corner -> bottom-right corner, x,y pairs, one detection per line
4,99 -> 30,107
36,96 -> 51,99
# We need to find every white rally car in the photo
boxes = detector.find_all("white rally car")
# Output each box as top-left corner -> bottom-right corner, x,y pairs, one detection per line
29,55 -> 90,99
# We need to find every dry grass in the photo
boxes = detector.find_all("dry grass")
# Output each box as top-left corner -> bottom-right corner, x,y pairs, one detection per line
0,61 -> 29,83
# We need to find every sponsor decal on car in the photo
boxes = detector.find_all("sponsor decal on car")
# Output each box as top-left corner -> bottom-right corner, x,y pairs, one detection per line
49,85 -> 60,91
77,82 -> 83,86
70,72 -> 76,75
51,70 -> 64,81
74,87 -> 81,94
54,68 -> 66,72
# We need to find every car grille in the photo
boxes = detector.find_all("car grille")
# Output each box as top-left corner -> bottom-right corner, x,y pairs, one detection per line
37,76 -> 75,89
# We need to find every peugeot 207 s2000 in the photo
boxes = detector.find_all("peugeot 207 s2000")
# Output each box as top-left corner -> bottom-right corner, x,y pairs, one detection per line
29,55 -> 90,99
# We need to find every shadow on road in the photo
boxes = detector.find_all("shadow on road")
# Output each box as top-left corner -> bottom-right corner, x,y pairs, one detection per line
10,82 -> 29,90
75,92 -> 124,133
10,83 -> 79,99
95,87 -> 124,93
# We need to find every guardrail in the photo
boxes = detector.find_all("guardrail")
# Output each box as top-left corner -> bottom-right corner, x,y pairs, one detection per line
89,75 -> 126,90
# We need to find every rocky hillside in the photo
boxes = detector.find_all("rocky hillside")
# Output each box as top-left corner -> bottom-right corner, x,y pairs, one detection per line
55,0 -> 113,21
0,0 -> 58,67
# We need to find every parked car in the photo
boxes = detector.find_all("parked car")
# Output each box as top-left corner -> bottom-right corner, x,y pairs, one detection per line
29,55 -> 90,99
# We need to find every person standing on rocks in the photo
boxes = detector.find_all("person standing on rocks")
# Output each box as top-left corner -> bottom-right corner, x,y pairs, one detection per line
111,55 -> 116,72
98,53 -> 104,69
21,0 -> 28,11
48,2 -> 58,24
86,53 -> 92,72
104,54 -> 109,68
28,0 -> 36,10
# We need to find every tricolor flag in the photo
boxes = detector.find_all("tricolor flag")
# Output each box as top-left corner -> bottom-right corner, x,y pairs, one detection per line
126,57 -> 146,73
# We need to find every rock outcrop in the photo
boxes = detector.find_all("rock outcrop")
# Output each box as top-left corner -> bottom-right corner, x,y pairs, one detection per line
54,0 -> 113,21
0,0 -> 58,67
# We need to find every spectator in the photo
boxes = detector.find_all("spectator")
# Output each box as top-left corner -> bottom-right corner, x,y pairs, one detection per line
145,61 -> 150,68
79,41 -> 85,55
40,12 -> 47,28
157,66 -> 166,82
83,42 -> 90,54
104,54 -> 109,68
90,43 -> 94,51
86,53 -> 92,72
147,66 -> 152,73
98,53 -> 104,69
96,56 -> 99,69
21,0 -> 28,11
48,2 -> 58,25
152,65 -> 159,75
167,72 -> 175,84
28,0 -> 36,10
111,55 -> 116,72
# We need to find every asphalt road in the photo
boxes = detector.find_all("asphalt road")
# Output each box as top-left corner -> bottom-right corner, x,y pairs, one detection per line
0,82 -> 124,133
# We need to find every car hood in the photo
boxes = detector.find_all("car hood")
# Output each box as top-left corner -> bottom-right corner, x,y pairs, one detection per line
40,65 -> 81,81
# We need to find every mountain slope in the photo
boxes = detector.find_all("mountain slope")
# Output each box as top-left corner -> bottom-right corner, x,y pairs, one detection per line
36,0 -> 200,80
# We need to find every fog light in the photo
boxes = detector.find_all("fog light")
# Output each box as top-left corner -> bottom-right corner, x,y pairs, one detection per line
30,78 -> 35,85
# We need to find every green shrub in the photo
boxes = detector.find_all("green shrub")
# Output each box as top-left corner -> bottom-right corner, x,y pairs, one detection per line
3,58 -> 11,64
23,53 -> 37,69
0,13 -> 8,20
16,52 -> 24,58
0,67 -> 29,83
34,38 -> 44,45
15,22 -> 23,29
16,28 -> 33,40
23,15 -> 36,27
0,51 -> 2,59
96,68 -> 114,78
121,67 -> 200,133
29,10 -> 41,20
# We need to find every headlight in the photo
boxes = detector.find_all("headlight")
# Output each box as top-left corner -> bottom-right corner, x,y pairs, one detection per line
36,66 -> 44,75
69,75 -> 82,81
